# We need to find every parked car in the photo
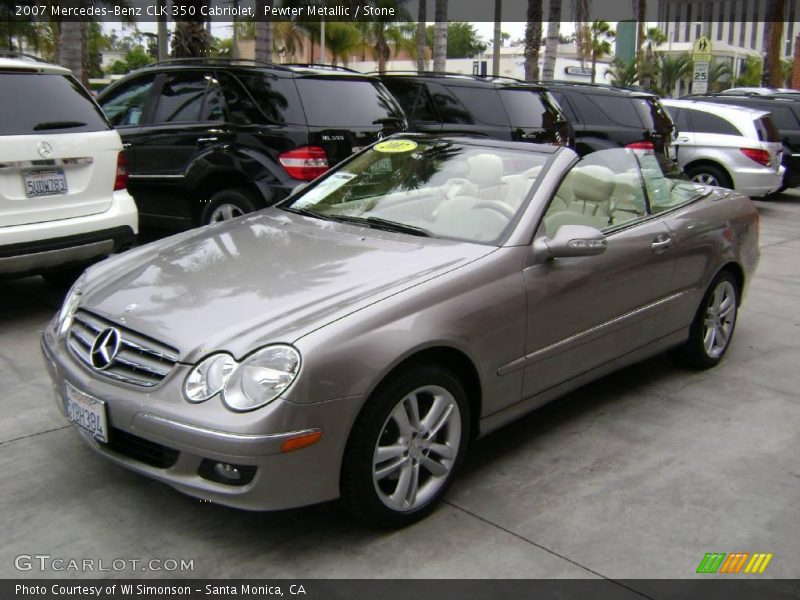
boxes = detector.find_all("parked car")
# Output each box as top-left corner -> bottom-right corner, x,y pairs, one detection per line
661,99 -> 784,197
96,60 -> 406,235
538,81 -> 677,172
379,72 -> 573,147
719,87 -> 800,96
685,92 -> 800,190
0,55 -> 137,283
42,136 -> 758,527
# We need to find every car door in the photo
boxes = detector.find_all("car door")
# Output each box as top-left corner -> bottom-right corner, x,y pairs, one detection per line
132,71 -> 226,223
665,105 -> 697,166
521,149 -> 678,399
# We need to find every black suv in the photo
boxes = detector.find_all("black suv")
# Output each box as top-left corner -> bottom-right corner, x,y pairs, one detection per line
684,92 -> 800,190
97,60 -> 406,233
379,73 -> 572,147
540,82 -> 675,168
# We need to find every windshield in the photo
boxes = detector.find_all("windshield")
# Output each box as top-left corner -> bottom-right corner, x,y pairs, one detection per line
283,139 -> 551,245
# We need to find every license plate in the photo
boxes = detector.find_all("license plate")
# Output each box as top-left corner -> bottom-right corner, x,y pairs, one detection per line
24,169 -> 68,198
64,384 -> 108,443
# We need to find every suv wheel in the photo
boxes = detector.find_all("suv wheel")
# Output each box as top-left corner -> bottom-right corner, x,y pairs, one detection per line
201,189 -> 259,225
686,164 -> 732,190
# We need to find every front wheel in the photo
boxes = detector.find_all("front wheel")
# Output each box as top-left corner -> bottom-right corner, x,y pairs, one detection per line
200,188 -> 259,225
674,271 -> 739,369
341,365 -> 470,528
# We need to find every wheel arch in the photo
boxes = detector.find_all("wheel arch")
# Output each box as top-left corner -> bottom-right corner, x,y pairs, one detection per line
717,261 -> 745,297
189,171 -> 265,224
684,159 -> 732,185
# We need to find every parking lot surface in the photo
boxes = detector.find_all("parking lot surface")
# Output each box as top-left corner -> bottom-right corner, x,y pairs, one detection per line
1,192 -> 799,581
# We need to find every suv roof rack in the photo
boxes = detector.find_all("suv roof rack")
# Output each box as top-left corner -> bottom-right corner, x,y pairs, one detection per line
147,57 -> 294,72
0,51 -> 49,63
283,63 -> 363,74
375,70 -> 498,81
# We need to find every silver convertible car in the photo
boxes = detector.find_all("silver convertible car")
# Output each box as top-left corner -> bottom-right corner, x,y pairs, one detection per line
41,136 -> 759,527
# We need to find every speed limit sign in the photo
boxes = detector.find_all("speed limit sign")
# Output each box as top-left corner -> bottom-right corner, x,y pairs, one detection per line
693,61 -> 710,94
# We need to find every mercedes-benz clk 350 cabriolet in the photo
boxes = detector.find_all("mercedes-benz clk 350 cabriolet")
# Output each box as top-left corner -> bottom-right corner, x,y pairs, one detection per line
42,136 -> 759,527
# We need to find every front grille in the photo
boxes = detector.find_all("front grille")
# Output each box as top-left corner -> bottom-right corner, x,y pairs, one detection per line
68,309 -> 179,387
106,427 -> 180,469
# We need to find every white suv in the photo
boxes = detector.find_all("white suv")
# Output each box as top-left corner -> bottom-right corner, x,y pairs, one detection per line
0,56 -> 137,282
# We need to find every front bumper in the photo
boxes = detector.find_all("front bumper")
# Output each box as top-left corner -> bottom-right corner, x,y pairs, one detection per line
41,326 -> 362,511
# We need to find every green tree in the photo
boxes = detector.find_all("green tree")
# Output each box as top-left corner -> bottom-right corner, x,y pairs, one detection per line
659,53 -> 692,97
589,20 -> 614,83
87,23 -> 111,79
708,61 -> 733,92
425,22 -> 486,59
735,56 -> 763,87
171,0 -> 212,58
639,27 -> 666,91
607,57 -> 638,87
325,22 -> 362,66
107,46 -> 153,75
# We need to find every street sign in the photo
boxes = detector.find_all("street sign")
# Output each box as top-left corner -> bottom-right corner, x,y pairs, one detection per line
693,61 -> 710,94
692,36 -> 713,62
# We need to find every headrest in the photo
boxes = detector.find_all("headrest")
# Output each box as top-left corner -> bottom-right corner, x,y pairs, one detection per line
571,165 -> 616,203
467,153 -> 504,187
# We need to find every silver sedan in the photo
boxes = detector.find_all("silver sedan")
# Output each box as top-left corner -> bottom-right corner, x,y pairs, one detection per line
41,136 -> 759,527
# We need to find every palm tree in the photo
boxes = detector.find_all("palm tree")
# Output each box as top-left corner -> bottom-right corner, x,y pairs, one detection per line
542,0 -> 561,81
639,27 -> 666,91
416,0 -> 427,71
524,0 -> 542,80
254,1 -> 273,63
659,53 -> 692,97
589,20 -> 614,83
172,0 -> 212,58
607,57 -> 638,88
60,22 -> 83,80
707,61 -> 733,92
325,22 -> 361,66
635,0 -> 646,72
492,0 -> 502,76
433,0 -> 448,72
364,2 -> 413,73
274,21 -> 305,61
574,0 -> 591,67
764,0 -> 787,87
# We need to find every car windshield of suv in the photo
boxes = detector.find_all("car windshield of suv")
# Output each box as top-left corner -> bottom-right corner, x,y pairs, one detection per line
0,73 -> 110,135
295,78 -> 404,127
283,139 -> 549,245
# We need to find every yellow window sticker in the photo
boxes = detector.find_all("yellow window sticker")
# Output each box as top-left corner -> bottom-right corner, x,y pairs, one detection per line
374,140 -> 418,153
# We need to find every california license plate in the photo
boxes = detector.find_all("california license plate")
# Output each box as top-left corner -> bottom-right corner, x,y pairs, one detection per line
64,384 -> 108,443
24,169 -> 68,198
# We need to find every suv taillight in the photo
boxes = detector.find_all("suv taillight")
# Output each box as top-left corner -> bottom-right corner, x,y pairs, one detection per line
278,146 -> 329,181
740,147 -> 771,167
114,151 -> 128,191
625,141 -> 654,150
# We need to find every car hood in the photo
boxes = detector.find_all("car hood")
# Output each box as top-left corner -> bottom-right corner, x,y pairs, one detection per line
80,209 -> 494,362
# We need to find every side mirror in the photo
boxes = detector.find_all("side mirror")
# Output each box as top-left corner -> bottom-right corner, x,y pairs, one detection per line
541,224 -> 607,258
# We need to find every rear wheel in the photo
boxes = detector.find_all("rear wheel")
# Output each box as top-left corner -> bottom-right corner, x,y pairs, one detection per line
674,271 -> 739,369
341,365 -> 470,528
686,164 -> 732,190
200,188 -> 259,225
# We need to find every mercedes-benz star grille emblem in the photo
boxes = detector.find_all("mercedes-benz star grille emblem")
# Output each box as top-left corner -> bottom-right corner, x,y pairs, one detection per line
90,328 -> 121,370
37,141 -> 53,158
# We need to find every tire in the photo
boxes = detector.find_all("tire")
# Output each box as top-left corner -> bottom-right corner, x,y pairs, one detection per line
200,188 -> 259,225
340,365 -> 470,528
673,271 -> 739,369
686,164 -> 732,190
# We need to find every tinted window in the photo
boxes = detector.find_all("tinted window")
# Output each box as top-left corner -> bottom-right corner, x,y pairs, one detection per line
755,116 -> 780,142
381,79 -> 438,122
569,93 -> 644,128
633,97 -> 673,134
215,72 -> 260,125
499,88 -> 562,128
0,72 -> 109,135
763,105 -> 798,130
689,110 -> 741,135
427,83 -> 472,124
446,85 -> 509,126
295,78 -> 404,127
665,106 -> 691,131
548,90 -> 579,122
201,77 -> 226,122
153,73 -> 208,123
99,75 -> 155,127
238,74 -> 305,124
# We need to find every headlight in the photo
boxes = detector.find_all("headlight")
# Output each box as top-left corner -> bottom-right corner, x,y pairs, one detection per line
222,345 -> 301,412
183,353 -> 237,403
56,274 -> 86,336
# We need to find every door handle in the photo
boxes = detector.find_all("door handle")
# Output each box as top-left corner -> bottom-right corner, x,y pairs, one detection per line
196,137 -> 218,144
676,136 -> 689,142
651,235 -> 673,252
123,142 -> 132,149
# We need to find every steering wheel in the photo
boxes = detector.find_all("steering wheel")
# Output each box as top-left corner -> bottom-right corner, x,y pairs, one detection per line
472,201 -> 515,219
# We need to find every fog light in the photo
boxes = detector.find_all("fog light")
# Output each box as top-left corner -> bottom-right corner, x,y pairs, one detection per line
213,462 -> 241,482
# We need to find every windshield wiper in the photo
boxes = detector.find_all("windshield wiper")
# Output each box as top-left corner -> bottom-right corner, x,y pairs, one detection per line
33,121 -> 87,131
331,215 -> 432,237
281,206 -> 338,222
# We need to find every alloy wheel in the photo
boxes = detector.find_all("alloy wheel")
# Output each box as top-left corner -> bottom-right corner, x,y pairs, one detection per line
703,280 -> 737,359
208,203 -> 246,223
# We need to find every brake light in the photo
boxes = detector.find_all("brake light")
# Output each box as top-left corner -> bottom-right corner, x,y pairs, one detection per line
278,146 -> 329,181
740,147 -> 771,167
625,141 -> 655,150
114,151 -> 128,191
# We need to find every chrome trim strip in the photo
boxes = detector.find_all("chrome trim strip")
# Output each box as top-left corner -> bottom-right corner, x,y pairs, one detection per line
112,354 -> 170,377
0,157 -> 93,171
137,413 -> 320,443
120,338 -> 179,362
498,291 -> 687,376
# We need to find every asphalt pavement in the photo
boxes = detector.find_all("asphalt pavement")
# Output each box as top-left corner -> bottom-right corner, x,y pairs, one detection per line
1,192 -> 799,582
